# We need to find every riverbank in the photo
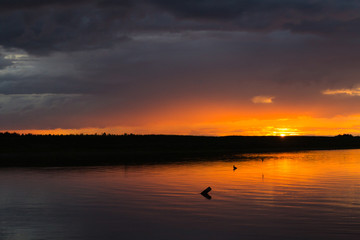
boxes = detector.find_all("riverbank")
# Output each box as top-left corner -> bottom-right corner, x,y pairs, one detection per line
1,134 -> 359,167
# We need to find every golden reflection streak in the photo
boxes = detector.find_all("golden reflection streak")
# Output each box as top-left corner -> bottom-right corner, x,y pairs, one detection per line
72,150 -> 360,208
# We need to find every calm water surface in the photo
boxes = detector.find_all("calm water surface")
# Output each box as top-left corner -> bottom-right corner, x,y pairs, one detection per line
1,149 -> 360,240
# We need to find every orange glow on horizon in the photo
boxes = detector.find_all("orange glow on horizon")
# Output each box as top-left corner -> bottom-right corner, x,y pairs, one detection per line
3,114 -> 360,136
2,100 -> 360,136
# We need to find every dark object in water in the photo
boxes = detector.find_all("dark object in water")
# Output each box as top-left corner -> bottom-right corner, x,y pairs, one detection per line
201,187 -> 212,200
233,165 -> 237,170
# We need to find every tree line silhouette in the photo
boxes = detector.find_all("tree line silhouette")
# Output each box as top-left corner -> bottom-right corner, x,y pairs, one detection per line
0,132 -> 359,167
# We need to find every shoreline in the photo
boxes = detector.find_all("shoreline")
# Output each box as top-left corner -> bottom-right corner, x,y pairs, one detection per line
1,134 -> 359,167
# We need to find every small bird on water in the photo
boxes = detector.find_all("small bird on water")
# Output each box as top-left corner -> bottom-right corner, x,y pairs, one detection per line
233,165 -> 237,170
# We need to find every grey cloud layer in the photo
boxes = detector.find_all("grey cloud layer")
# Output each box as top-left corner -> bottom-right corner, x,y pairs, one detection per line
2,30 -> 360,128
1,1 -> 360,130
1,0 -> 360,54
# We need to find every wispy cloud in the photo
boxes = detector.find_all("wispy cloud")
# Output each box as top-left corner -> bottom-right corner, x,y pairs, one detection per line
322,87 -> 360,96
252,96 -> 275,104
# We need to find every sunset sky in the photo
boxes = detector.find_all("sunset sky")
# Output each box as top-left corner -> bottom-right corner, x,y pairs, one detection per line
1,0 -> 360,136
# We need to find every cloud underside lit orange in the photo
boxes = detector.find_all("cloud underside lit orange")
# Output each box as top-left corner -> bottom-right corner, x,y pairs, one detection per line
323,87 -> 360,96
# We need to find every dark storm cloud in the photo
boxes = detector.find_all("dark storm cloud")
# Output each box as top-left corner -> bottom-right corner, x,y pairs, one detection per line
0,0 -> 133,10
149,0 -> 322,20
0,0 -> 360,54
150,0 -> 360,36
0,0 -> 85,10
0,0 -> 134,55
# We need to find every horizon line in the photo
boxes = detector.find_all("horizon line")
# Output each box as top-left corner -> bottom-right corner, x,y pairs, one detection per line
0,131 -> 355,138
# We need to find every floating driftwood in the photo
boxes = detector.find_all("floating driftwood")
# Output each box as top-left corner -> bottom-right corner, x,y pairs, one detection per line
201,186 -> 212,200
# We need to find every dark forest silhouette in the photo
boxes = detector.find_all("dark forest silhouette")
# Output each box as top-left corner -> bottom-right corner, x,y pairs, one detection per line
0,132 -> 359,167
